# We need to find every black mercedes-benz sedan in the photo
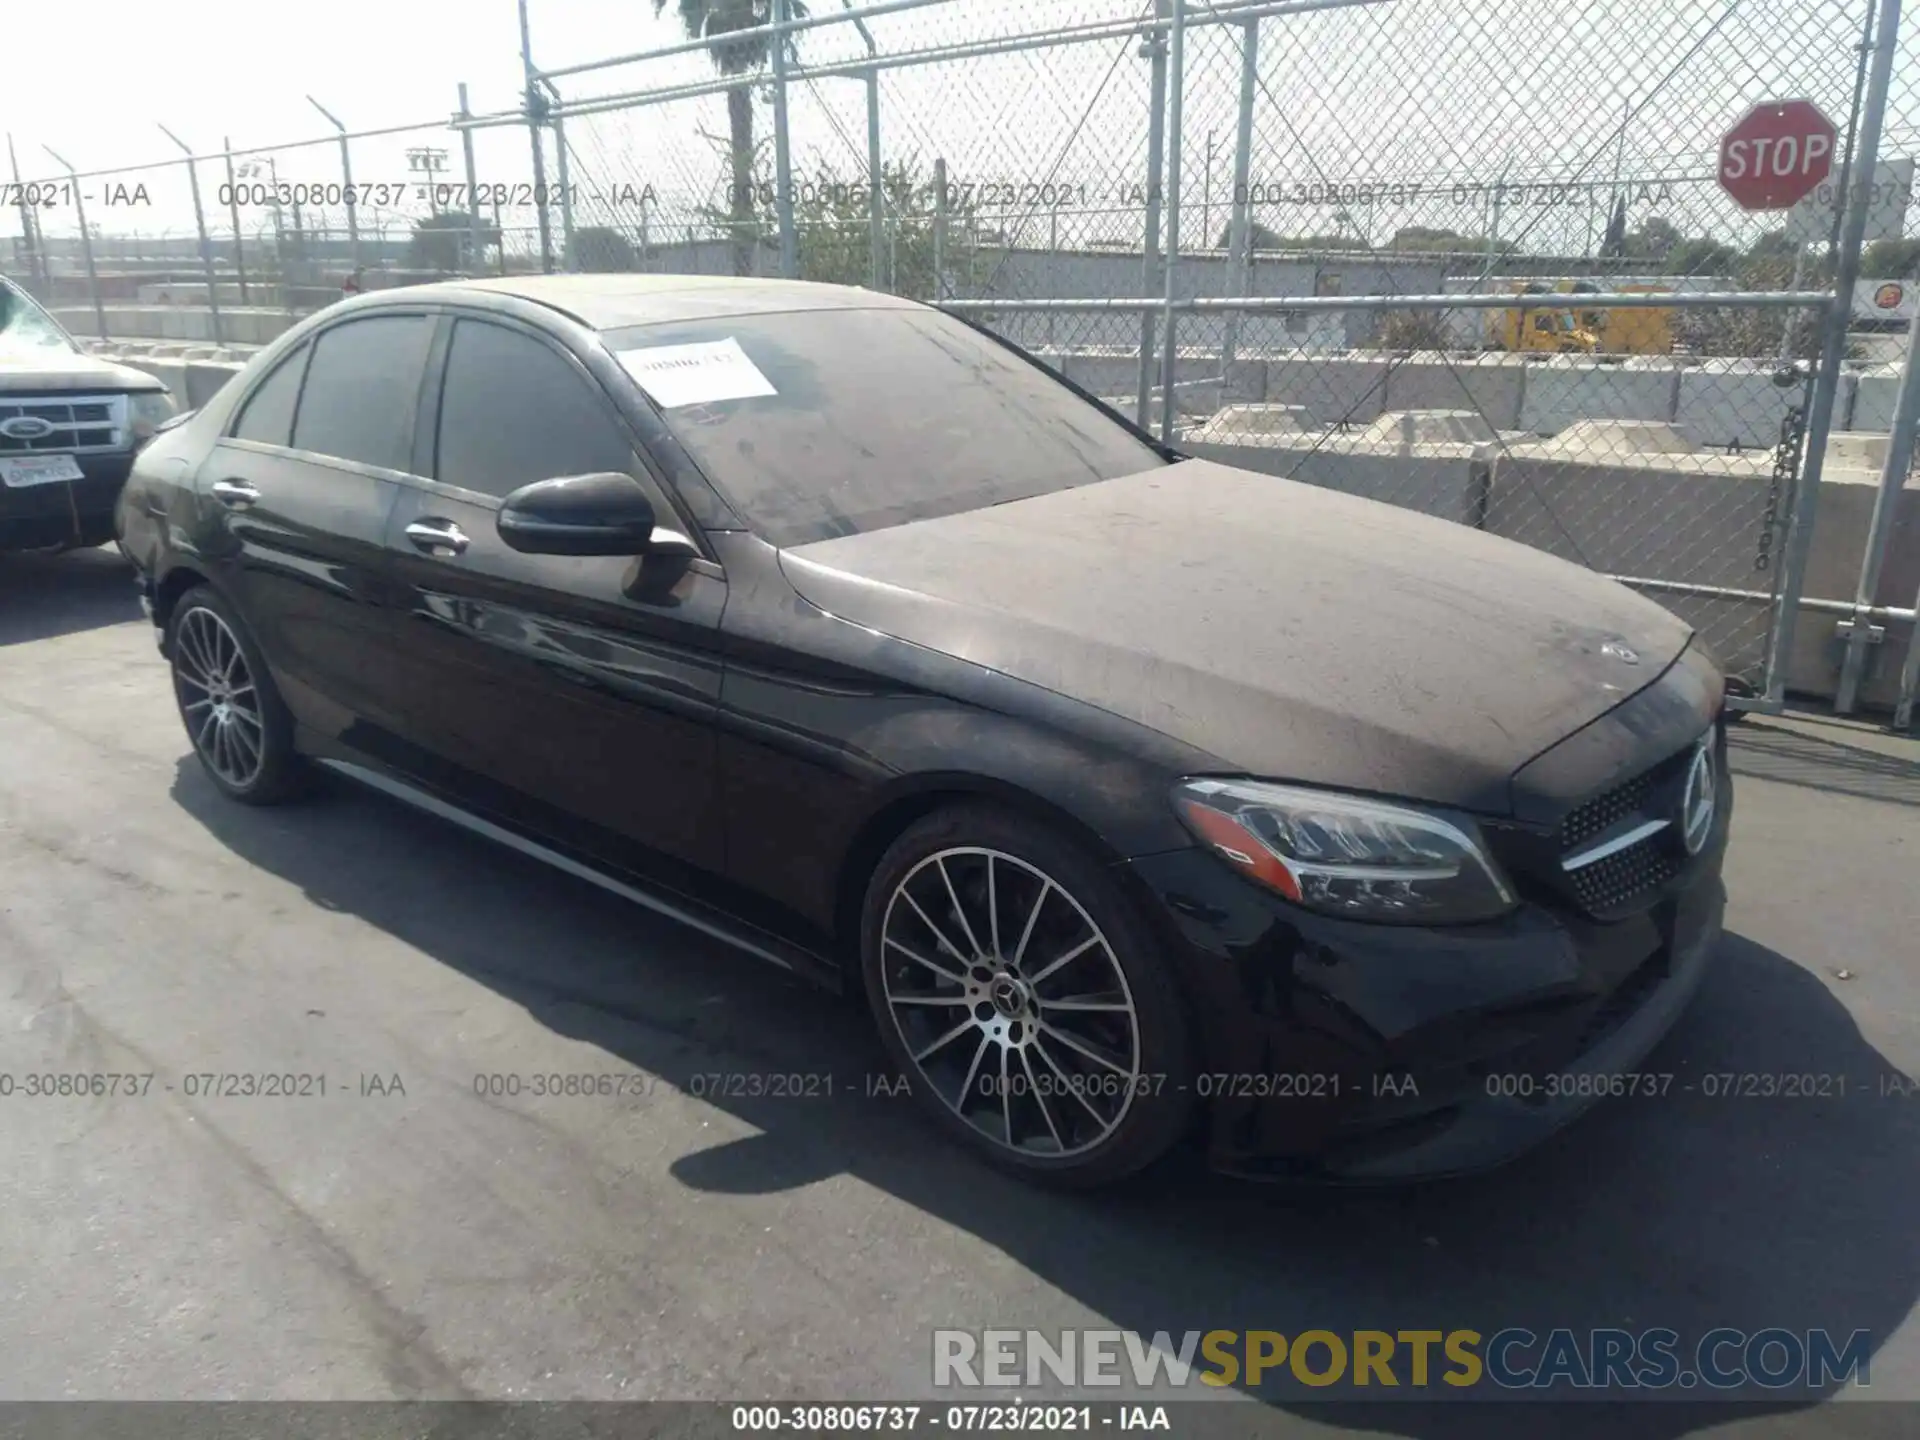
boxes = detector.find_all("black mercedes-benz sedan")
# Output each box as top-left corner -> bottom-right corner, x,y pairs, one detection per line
116,274 -> 1729,1188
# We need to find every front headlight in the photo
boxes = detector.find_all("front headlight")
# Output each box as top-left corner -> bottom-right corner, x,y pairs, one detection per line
128,390 -> 178,444
1173,779 -> 1517,925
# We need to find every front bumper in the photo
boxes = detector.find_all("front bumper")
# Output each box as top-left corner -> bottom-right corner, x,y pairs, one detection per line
1124,771 -> 1730,1183
0,451 -> 134,551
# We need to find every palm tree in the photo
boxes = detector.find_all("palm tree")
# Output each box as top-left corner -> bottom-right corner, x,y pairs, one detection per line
653,0 -> 806,276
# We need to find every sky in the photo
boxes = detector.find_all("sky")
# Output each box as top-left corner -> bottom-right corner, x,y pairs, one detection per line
5,0 -> 1919,261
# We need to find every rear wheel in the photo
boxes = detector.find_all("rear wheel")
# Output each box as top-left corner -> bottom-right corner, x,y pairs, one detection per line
860,805 -> 1193,1187
167,585 -> 307,805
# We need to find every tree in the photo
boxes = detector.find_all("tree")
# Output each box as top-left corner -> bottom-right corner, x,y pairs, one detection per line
573,225 -> 641,272
654,0 -> 807,277
1665,236 -> 1739,276
1862,237 -> 1920,278
1374,308 -> 1453,351
740,160 -> 978,300
407,211 -> 502,272
1599,197 -> 1628,258
1385,226 -> 1516,262
1624,216 -> 1681,261
1214,218 -> 1272,249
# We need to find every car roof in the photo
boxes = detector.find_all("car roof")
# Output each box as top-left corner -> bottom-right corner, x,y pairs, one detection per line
421,273 -> 926,331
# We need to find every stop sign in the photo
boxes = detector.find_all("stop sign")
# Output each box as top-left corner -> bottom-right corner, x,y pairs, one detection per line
1719,98 -> 1838,210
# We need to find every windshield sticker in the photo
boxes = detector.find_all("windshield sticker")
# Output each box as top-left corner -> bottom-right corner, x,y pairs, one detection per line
615,337 -> 778,409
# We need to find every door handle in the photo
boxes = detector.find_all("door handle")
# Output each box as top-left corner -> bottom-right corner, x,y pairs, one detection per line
210,479 -> 260,508
405,518 -> 470,555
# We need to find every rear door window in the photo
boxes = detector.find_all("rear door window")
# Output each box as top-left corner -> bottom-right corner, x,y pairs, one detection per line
291,315 -> 433,472
230,343 -> 309,446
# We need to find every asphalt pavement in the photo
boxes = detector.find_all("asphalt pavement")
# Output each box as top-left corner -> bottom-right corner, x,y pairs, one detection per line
2,544 -> 1917,1438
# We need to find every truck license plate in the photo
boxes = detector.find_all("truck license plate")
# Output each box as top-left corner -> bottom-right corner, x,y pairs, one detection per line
0,454 -> 85,487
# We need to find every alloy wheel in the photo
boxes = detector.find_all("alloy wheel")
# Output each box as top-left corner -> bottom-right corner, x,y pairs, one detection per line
878,847 -> 1143,1159
173,606 -> 267,790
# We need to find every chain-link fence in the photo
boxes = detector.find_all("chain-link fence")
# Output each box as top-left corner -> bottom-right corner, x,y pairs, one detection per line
6,0 -> 1919,721
3,103 -> 550,355
456,0 -> 1920,720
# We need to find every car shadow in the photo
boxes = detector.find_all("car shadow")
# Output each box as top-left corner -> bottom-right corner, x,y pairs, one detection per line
170,758 -> 1919,1434
0,544 -> 142,646
1729,721 -> 1920,808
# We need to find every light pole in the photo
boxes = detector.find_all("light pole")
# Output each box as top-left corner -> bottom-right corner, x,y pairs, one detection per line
307,95 -> 360,270
234,156 -> 289,305
43,145 -> 106,339
407,147 -> 450,217
157,124 -> 224,345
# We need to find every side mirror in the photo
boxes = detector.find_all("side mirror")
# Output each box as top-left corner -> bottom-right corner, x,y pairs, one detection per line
498,472 -> 657,556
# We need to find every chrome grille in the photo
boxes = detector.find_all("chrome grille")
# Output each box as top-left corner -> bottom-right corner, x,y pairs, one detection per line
1565,838 -> 1682,915
0,394 -> 129,454
1559,772 -> 1653,852
1554,737 -> 1703,916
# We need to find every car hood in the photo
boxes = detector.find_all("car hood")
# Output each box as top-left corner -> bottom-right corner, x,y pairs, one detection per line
778,459 -> 1695,816
0,350 -> 165,392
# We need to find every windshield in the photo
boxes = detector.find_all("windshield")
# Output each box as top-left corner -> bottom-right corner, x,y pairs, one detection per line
0,281 -> 79,359
603,307 -> 1166,546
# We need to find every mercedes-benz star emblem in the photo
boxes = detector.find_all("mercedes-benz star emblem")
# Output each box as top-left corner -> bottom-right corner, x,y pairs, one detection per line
1601,640 -> 1640,665
0,416 -> 56,441
1680,738 -> 1717,856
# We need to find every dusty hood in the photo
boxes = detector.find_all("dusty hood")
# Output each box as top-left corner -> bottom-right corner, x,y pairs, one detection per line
0,350 -> 166,393
780,459 -> 1694,815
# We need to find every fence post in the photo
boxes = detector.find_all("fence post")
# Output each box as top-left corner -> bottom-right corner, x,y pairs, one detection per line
1135,0 -> 1170,429
43,147 -> 107,341
1896,580 -> 1920,729
771,0 -> 799,279
1048,209 -> 1059,352
867,69 -> 884,291
1157,0 -> 1187,445
307,98 -> 360,273
933,157 -> 948,300
1836,286 -> 1920,711
518,0 -> 555,274
458,84 -> 485,274
1222,18 -> 1258,370
550,97 -> 576,272
222,138 -> 250,305
158,125 -> 225,347
7,135 -> 48,293
1763,0 -> 1902,708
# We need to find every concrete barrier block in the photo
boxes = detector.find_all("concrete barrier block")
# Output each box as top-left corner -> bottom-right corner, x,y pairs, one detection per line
1519,361 -> 1681,435
1061,349 -> 1221,398
1223,359 -> 1267,402
1185,436 -> 1484,525
1486,450 -> 1775,591
1261,354 -> 1389,425
1675,361 -> 1858,454
1529,419 -> 1704,459
185,361 -> 244,410
1850,366 -> 1904,432
1825,431 -> 1892,471
1360,409 -> 1500,450
120,357 -> 190,410
1382,355 -> 1527,430
1779,466 -> 1920,708
1188,404 -> 1316,441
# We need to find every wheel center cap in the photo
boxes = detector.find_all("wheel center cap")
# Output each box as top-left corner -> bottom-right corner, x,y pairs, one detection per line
989,974 -> 1031,1018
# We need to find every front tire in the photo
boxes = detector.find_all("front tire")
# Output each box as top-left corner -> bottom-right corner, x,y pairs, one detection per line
166,585 -> 307,805
860,805 -> 1193,1188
